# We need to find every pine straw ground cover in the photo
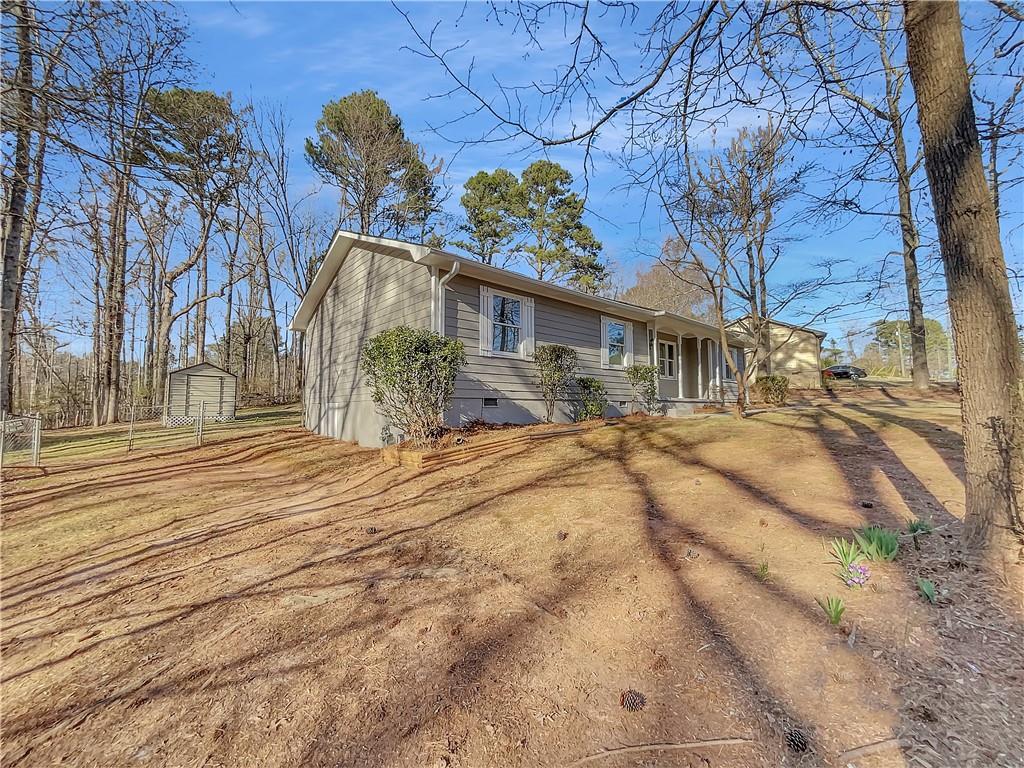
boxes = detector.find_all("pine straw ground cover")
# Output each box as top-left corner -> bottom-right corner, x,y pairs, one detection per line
1,402 -> 1021,767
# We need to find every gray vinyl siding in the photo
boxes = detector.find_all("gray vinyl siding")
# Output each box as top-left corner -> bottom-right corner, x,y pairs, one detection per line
166,362 -> 237,419
443,274 -> 650,421
303,246 -> 432,444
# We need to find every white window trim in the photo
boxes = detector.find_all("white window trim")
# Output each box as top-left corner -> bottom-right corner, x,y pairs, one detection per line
658,340 -> 677,380
601,316 -> 633,370
479,285 -> 534,360
723,345 -> 742,381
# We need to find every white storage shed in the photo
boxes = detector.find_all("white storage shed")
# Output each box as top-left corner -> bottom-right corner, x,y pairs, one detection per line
164,362 -> 237,426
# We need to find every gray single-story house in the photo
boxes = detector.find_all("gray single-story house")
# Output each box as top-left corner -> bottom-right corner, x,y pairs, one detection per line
289,232 -> 749,447
164,362 -> 237,426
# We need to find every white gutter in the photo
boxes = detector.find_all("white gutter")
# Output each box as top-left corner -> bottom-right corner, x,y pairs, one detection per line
435,260 -> 460,334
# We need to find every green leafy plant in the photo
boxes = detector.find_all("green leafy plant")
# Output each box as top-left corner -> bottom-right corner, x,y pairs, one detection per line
361,326 -> 466,448
534,344 -> 579,422
625,364 -> 660,414
854,526 -> 900,561
816,595 -> 846,625
574,376 -> 608,421
907,518 -> 933,535
917,578 -> 937,604
754,375 -> 790,406
829,537 -> 864,570
907,518 -> 933,550
755,560 -> 771,582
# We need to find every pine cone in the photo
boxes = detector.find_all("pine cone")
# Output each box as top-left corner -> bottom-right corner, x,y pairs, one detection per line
619,689 -> 646,712
785,728 -> 808,753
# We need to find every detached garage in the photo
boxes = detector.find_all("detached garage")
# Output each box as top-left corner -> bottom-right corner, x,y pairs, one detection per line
164,362 -> 237,426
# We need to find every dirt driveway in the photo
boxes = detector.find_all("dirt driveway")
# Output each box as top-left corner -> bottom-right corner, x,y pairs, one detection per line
2,403 -> 1021,767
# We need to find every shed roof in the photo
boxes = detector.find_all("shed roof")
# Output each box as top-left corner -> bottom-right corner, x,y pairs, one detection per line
168,362 -> 237,378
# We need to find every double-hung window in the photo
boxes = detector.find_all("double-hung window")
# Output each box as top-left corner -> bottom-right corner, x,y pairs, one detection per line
658,341 -> 676,379
479,285 -> 534,359
601,316 -> 633,369
724,346 -> 743,381
492,293 -> 522,354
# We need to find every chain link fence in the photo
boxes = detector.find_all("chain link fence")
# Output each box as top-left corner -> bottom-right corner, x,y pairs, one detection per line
0,413 -> 42,469
34,400 -> 279,465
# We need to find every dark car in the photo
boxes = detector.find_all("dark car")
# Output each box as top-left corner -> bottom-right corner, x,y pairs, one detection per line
823,365 -> 867,380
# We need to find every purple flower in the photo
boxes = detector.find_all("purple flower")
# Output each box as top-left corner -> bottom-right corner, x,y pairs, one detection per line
843,562 -> 871,588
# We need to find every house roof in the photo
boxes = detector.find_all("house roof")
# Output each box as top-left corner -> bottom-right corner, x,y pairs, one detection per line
169,362 -> 236,378
728,315 -> 828,340
290,231 -> 749,345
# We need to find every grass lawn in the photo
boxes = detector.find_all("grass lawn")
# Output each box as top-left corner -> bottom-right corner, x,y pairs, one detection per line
1,401 -> 1021,767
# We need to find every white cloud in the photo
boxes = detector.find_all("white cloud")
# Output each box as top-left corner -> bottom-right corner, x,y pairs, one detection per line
190,5 -> 273,40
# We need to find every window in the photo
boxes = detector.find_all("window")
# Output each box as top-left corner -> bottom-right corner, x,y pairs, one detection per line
658,341 -> 676,379
601,316 -> 632,369
479,286 -> 534,359
483,397 -> 499,408
724,346 -> 744,381
491,293 -> 521,354
608,322 -> 626,366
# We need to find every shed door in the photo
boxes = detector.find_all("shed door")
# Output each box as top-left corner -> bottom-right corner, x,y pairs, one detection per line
187,375 -> 223,417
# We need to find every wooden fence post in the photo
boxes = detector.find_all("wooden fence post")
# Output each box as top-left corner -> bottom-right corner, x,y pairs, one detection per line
31,414 -> 41,467
127,404 -> 135,453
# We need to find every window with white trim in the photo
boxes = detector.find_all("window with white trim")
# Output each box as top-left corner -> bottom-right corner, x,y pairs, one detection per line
478,285 -> 534,360
601,316 -> 633,369
492,293 -> 522,354
658,340 -> 676,379
724,345 -> 743,380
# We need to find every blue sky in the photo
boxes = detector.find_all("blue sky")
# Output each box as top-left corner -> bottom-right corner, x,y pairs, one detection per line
149,3 -> 1021,352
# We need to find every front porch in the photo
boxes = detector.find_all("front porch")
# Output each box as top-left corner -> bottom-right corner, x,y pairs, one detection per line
649,312 -> 745,411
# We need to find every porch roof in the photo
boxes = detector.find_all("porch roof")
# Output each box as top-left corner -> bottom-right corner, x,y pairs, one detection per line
650,311 -> 748,346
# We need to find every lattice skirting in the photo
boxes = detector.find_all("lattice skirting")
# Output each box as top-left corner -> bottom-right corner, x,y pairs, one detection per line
163,414 -> 235,427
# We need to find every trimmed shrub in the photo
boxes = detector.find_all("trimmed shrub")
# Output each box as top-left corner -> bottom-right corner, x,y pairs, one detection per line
575,376 -> 608,421
755,374 -> 790,406
361,326 -> 466,447
534,344 -> 578,422
625,364 -> 660,414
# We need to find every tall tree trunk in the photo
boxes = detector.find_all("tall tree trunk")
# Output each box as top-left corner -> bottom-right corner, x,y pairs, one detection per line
904,0 -> 1024,563
195,215 -> 208,362
255,215 -> 282,400
880,17 -> 931,392
91,261 -> 102,426
102,172 -> 130,424
1,0 -> 33,413
144,246 -> 157,396
892,118 -> 930,391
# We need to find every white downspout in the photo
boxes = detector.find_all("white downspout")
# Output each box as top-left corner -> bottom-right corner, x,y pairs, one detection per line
436,261 -> 460,336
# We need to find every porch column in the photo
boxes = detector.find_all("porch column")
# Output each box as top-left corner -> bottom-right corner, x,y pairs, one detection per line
677,333 -> 683,399
696,337 -> 704,399
715,340 -> 722,392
